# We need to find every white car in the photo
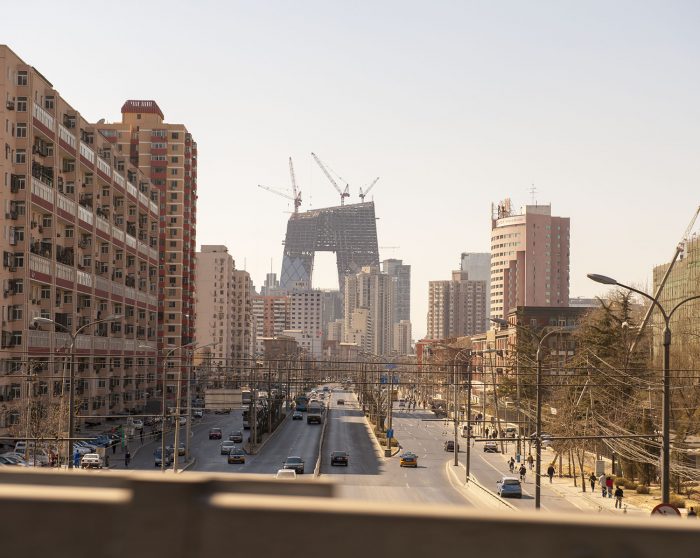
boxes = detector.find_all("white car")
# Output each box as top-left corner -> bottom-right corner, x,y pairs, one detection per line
275,469 -> 297,480
129,419 -> 144,430
80,453 -> 103,469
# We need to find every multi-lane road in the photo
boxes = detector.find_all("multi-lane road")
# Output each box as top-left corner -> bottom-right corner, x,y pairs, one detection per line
121,384 -> 582,512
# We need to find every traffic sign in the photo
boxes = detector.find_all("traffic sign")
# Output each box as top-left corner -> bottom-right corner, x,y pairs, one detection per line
386,364 -> 397,370
651,503 -> 681,517
387,428 -> 394,439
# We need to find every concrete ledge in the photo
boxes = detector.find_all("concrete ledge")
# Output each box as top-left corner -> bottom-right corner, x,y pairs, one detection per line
314,408 -> 330,477
1,469 -> 698,558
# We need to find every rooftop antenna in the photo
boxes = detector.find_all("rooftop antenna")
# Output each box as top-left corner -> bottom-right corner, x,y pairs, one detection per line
529,184 -> 537,205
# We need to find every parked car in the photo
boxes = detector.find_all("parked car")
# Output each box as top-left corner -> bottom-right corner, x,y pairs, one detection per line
497,476 -> 523,498
336,399 -> 345,405
192,409 -> 204,418
209,428 -> 222,440
130,419 -> 144,430
80,453 -> 103,469
220,441 -> 236,455
0,454 -> 26,466
227,448 -> 246,464
444,440 -> 459,452
282,456 -> 305,474
330,451 -> 349,466
483,441 -> 499,453
229,431 -> 243,443
292,411 -> 303,421
399,452 -> 418,468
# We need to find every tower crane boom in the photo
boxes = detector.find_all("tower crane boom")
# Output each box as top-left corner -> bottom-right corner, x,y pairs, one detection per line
311,152 -> 350,205
359,177 -> 380,201
287,157 -> 302,213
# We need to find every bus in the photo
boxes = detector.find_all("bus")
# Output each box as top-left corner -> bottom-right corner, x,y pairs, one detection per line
295,395 -> 309,412
241,390 -> 252,405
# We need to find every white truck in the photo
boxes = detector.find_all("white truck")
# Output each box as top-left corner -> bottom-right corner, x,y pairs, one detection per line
307,401 -> 323,424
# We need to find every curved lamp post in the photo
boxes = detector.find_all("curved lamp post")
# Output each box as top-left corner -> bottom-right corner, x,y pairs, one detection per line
491,316 -> 575,509
588,273 -> 700,504
32,314 -> 122,468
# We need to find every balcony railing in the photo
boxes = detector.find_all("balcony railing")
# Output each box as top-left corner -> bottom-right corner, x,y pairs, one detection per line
33,103 -> 54,130
79,142 -> 95,164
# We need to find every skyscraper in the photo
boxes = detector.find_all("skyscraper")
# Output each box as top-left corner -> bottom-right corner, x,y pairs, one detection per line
381,258 -> 411,323
98,100 -> 198,381
490,199 -> 570,320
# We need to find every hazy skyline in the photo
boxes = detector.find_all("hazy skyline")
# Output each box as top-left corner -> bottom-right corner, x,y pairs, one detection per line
5,0 -> 699,338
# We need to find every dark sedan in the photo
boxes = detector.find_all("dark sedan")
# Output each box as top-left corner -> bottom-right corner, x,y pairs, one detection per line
229,431 -> 243,443
209,428 -> 222,440
282,456 -> 305,474
330,451 -> 349,466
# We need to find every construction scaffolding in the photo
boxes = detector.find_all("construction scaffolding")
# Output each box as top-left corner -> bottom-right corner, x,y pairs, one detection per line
280,201 -> 380,292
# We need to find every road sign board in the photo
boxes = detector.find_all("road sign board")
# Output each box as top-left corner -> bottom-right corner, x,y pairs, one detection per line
651,503 -> 681,517
386,364 -> 397,370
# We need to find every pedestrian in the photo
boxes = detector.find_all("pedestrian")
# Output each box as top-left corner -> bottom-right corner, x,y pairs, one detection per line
509,457 -> 515,473
112,442 -> 117,455
140,430 -> 144,444
606,476 -> 614,498
599,473 -> 607,497
519,464 -> 527,482
614,485 -> 624,509
589,472 -> 597,493
688,507 -> 697,518
124,449 -> 131,468
547,464 -> 555,483
485,427 -> 490,438
527,454 -> 534,470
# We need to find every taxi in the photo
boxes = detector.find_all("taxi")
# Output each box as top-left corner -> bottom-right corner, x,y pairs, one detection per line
227,447 -> 246,464
399,451 -> 418,468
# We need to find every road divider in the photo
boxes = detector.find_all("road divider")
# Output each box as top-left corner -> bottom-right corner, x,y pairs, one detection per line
314,406 -> 330,477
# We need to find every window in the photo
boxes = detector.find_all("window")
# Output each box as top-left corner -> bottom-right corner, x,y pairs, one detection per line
171,132 -> 179,140
64,227 -> 74,238
42,215 -> 52,228
170,157 -> 178,163
170,180 -> 178,188
15,150 -> 26,164
16,123 -> 27,138
16,97 -> 27,112
40,286 -> 51,299
16,71 -> 28,86
45,96 -> 54,110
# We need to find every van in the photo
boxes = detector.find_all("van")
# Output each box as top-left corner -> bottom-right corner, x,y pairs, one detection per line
461,425 -> 473,438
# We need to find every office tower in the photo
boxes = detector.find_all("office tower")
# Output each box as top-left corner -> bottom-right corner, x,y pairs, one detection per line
382,258 -> 411,323
344,266 -> 395,356
97,99 -> 197,382
0,46 -> 159,436
490,198 -> 570,320
426,270 -> 488,340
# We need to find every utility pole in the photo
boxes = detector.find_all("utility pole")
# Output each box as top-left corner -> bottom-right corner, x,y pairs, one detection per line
185,350 -> 193,462
453,360 -> 459,466
465,358 -> 473,483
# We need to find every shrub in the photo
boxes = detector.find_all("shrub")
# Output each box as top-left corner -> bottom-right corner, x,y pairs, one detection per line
614,477 -> 627,487
670,495 -> 686,509
636,485 -> 650,494
625,481 -> 638,490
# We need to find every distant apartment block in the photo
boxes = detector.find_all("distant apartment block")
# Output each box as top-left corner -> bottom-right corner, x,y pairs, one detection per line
0,46 -> 159,433
393,320 -> 412,355
382,258 -> 411,323
426,270 -> 488,340
252,295 -> 290,355
194,246 -> 253,383
98,99 -> 197,385
344,266 -> 395,356
490,198 -> 570,320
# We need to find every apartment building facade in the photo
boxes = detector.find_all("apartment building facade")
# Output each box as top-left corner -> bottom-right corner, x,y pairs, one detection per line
490,199 -> 570,320
98,100 -> 197,385
426,270 -> 488,340
0,46 -> 159,434
252,295 -> 290,355
382,258 -> 411,323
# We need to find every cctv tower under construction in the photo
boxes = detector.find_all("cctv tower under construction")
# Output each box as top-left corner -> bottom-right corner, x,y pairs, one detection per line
280,201 -> 380,291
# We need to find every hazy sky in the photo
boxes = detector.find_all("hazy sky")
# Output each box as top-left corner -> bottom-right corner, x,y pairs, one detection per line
5,1 -> 699,338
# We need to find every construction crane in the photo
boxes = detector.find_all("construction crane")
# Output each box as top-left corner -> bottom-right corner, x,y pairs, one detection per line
311,152 -> 350,205
257,157 -> 302,214
630,204 -> 700,352
359,177 -> 380,202
257,184 -> 301,214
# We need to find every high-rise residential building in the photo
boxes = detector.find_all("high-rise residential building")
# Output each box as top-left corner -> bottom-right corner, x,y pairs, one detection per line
393,320 -> 413,355
490,198 -> 570,320
252,295 -> 290,354
98,100 -> 197,383
460,252 -> 490,325
426,270 -> 488,340
320,289 -> 343,339
290,289 -> 323,344
0,46 -> 159,435
652,235 -> 700,363
382,259 -> 411,324
194,246 -> 253,383
344,266 -> 395,356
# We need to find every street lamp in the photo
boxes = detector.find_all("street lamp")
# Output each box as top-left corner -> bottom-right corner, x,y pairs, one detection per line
491,316 -> 575,509
32,314 -> 122,468
588,273 -> 700,504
